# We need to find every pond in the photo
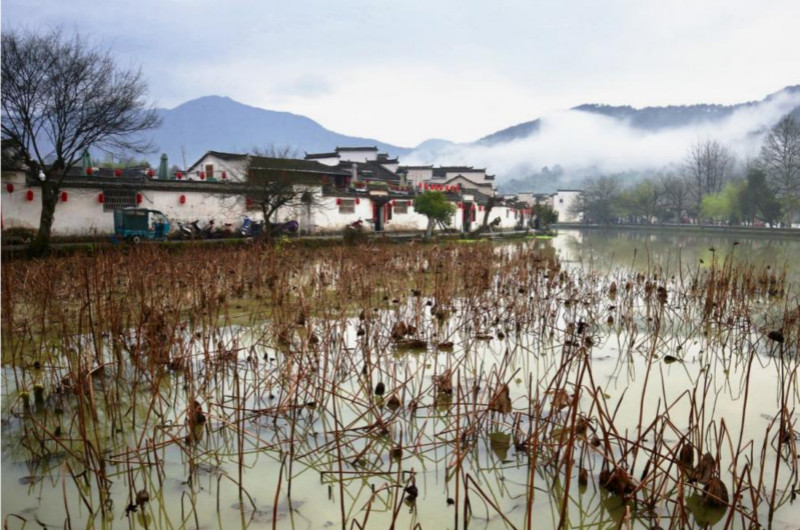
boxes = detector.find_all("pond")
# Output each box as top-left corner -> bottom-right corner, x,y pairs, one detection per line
553,227 -> 800,286
1,234 -> 799,530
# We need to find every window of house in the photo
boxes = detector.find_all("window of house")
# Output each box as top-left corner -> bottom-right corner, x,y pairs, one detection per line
205,164 -> 214,179
559,198 -> 564,204
393,202 -> 408,214
103,189 -> 137,212
339,199 -> 356,214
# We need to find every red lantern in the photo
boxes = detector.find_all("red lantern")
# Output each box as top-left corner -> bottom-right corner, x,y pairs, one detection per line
114,168 -> 122,177
246,198 -> 254,208
336,198 -> 342,205
199,172 -> 206,180
98,193 -> 105,204
176,172 -> 183,180
136,193 -> 143,204
86,167 -> 94,176
60,191 -> 68,202
356,198 -> 361,205
221,171 -> 227,180
457,202 -> 463,209
5,183 -> 13,194
26,190 -> 34,201
179,194 -> 186,204
147,169 -> 155,177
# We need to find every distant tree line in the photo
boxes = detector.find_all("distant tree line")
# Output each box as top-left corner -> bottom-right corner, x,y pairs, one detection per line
571,115 -> 800,227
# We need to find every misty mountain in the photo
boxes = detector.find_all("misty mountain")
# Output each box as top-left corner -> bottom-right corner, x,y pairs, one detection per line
145,96 -> 410,167
478,85 -> 800,146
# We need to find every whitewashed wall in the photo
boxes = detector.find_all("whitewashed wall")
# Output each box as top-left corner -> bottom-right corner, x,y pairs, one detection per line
185,154 -> 247,181
444,169 -> 486,181
2,177 -> 524,236
139,190 -> 249,228
552,190 -> 582,223
336,150 -> 378,163
309,156 -> 341,166
404,168 -> 433,188
2,182 -> 115,235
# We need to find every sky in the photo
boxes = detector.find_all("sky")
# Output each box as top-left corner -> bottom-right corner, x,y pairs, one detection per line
2,0 -> 799,147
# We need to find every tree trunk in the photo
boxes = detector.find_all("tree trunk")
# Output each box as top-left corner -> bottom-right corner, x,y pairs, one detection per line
31,179 -> 59,255
425,218 -> 434,240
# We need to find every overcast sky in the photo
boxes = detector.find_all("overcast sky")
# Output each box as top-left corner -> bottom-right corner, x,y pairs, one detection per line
3,0 -> 799,147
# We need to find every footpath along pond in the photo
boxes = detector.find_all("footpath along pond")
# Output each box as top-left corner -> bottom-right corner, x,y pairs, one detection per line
1,234 -> 798,530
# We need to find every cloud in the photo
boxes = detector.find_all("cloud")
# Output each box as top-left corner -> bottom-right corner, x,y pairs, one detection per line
270,75 -> 333,99
404,88 -> 800,184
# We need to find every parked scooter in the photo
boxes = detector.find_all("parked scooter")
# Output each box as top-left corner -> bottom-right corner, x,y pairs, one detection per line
212,222 -> 234,239
200,219 -> 215,239
176,220 -> 203,240
241,216 -> 265,238
271,220 -> 299,236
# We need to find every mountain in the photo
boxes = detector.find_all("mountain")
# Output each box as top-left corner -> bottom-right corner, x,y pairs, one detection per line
477,85 -> 800,146
145,96 -> 411,167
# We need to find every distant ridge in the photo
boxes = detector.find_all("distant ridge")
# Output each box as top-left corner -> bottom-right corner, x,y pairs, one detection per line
146,95 -> 410,167
477,85 -> 800,146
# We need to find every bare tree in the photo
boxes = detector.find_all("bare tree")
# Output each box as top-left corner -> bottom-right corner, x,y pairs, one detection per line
760,115 -> 800,225
660,173 -> 692,221
682,139 -> 734,211
251,144 -> 301,159
569,175 -> 622,224
244,149 -> 326,235
1,28 -> 160,251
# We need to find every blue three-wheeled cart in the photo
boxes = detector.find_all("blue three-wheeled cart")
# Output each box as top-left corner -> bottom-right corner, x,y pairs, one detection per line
113,208 -> 170,244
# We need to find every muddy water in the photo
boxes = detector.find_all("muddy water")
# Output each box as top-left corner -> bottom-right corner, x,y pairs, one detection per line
2,232 -> 799,530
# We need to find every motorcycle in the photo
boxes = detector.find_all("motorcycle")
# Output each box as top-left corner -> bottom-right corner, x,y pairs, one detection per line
200,219 -> 215,239
177,220 -> 203,240
212,222 -> 235,239
271,220 -> 299,236
241,216 -> 265,238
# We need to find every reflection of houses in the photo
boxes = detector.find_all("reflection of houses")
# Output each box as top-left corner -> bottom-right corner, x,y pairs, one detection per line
2,146 -> 536,236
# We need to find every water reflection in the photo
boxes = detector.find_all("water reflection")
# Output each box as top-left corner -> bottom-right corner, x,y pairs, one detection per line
554,228 -> 800,285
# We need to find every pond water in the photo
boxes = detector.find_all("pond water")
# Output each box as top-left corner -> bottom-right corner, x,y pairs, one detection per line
552,227 -> 800,286
1,232 -> 799,530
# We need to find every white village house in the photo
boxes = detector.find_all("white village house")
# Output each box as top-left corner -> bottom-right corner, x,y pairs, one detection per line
2,147 -> 560,237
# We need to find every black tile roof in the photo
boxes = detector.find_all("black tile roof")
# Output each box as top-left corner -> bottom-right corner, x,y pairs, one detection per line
304,152 -> 339,160
187,151 -> 349,176
336,160 -> 402,182
335,146 -> 378,152
249,156 -> 351,175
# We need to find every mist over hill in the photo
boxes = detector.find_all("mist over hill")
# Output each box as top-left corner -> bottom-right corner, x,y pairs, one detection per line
404,85 -> 800,193
137,87 -> 800,193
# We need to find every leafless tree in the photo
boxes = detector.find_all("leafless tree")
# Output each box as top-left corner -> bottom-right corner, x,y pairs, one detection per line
1,28 -> 160,251
760,115 -> 800,224
569,175 -> 622,224
251,144 -> 301,159
682,139 -> 734,210
244,146 -> 325,234
659,173 -> 692,221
